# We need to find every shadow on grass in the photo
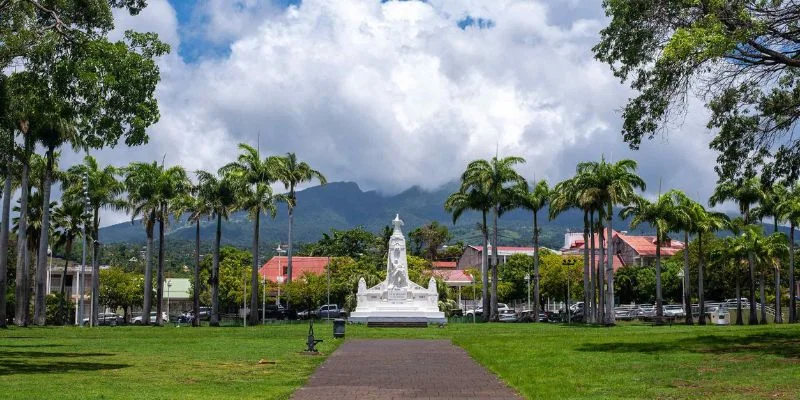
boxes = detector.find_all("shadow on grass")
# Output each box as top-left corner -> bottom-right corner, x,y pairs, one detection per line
0,344 -> 66,348
576,331 -> 800,359
0,351 -> 114,358
0,360 -> 130,375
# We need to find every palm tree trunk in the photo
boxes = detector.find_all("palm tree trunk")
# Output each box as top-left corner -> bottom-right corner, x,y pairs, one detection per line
597,224 -> 605,323
683,231 -> 692,325
143,213 -> 155,325
91,208 -> 100,327
287,204 -> 294,283
698,235 -> 706,325
481,211 -> 489,322
34,148 -> 55,326
759,271 -> 767,324
193,219 -> 200,327
59,238 -> 72,324
155,206 -> 165,325
605,207 -> 615,325
589,211 -> 596,323
790,225 -> 796,323
249,208 -> 260,325
14,155 -> 30,327
0,151 -> 12,328
210,213 -> 222,327
735,268 -> 743,325
748,251 -> 758,324
775,264 -> 782,324
655,240 -> 663,321
532,210 -> 540,321
582,210 -> 590,324
490,206 -> 499,322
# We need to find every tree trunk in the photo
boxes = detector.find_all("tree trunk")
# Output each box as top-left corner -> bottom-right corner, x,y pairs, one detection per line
59,238 -> 72,324
14,152 -> 30,327
698,235 -> 706,325
604,207 -> 615,326
34,148 -> 55,326
589,211 -> 596,324
790,225 -> 796,323
0,150 -> 12,328
775,264 -> 782,324
142,212 -> 155,325
532,210 -> 540,322
193,219 -> 200,327
210,213 -> 221,327
481,211 -> 489,322
683,231 -> 693,325
748,251 -> 758,325
597,222 -> 604,323
155,205 -> 165,325
582,210 -> 590,324
249,208 -> 260,325
655,240 -> 663,321
287,203 -> 294,283
91,208 -> 100,326
759,271 -> 767,324
490,206 -> 499,322
735,270 -> 743,325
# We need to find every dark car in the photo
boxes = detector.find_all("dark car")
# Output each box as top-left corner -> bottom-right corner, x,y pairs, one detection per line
261,304 -> 289,320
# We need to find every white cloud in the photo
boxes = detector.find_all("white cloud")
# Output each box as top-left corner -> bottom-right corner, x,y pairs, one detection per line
81,0 -> 723,226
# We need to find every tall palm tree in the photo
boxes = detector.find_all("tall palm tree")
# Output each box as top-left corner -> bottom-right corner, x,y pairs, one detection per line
196,170 -> 238,327
515,179 -> 549,320
586,158 -> 645,325
776,184 -> 800,323
754,181 -> 787,234
13,130 -> 34,327
621,193 -> 684,322
738,225 -> 785,324
0,77 -> 11,328
670,190 -> 698,325
12,189 -> 53,326
710,177 -> 764,325
64,156 -> 124,326
689,205 -> 729,325
123,162 -> 160,324
762,232 -> 789,323
221,143 -> 279,325
52,200 -> 86,323
272,153 -> 327,292
172,188 -> 210,327
153,165 -> 190,325
460,156 -> 527,321
445,188 -> 492,322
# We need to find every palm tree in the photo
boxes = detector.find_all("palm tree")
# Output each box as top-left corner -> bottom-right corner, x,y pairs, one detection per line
13,130 -> 34,327
776,184 -> 800,323
459,156 -> 527,321
445,188 -> 492,322
123,162 -> 160,324
671,190 -> 698,325
272,153 -> 327,292
196,170 -> 238,327
52,200 -> 86,323
738,225 -> 786,324
754,181 -> 787,234
221,143 -> 279,325
710,177 -> 764,325
12,189 -> 53,326
64,156 -> 124,326
0,77 -> 11,328
689,204 -> 729,325
172,188 -> 210,327
763,232 -> 789,323
515,179 -> 549,320
621,193 -> 684,322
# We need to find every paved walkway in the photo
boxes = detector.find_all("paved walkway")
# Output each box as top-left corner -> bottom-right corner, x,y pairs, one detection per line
291,339 -> 521,400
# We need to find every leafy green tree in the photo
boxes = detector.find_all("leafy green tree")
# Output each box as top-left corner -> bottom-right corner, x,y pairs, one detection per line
459,156 -> 527,321
539,253 -> 583,307
306,227 -> 380,258
196,170 -> 238,326
409,221 -> 451,260
99,267 -> 144,323
515,179 -> 549,320
221,143 -> 279,325
272,153 -> 327,286
594,0 -> 800,181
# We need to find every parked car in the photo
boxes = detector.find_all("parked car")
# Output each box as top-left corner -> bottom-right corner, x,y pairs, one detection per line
298,304 -> 347,319
465,303 -> 511,317
83,313 -> 122,326
132,312 -> 169,324
498,309 -> 517,322
614,307 -> 634,320
515,310 -> 551,322
663,304 -> 686,318
261,304 -> 289,320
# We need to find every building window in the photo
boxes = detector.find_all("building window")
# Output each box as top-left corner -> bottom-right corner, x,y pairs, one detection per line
283,266 -> 288,275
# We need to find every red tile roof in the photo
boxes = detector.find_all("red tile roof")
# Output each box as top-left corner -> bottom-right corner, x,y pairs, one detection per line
432,261 -> 457,269
564,231 -> 621,251
616,234 -> 685,257
432,269 -> 473,285
563,255 -> 626,272
258,256 -> 329,282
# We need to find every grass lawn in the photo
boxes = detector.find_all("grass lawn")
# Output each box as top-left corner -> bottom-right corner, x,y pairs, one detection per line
1,322 -> 799,399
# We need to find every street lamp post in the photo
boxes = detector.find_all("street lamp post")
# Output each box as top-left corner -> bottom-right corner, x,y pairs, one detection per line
525,273 -> 531,311
275,244 -> 286,307
562,258 -> 577,323
326,256 -> 330,320
167,280 -> 172,320
262,275 -> 266,324
276,276 -> 284,306
677,269 -> 685,315
243,274 -> 247,327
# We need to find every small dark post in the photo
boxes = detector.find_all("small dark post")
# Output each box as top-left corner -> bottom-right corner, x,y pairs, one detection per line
305,319 -> 323,352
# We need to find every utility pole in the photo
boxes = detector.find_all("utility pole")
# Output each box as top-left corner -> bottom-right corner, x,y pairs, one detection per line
78,171 -> 89,327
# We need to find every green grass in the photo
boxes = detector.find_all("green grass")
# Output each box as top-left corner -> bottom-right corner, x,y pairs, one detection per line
2,322 -> 799,399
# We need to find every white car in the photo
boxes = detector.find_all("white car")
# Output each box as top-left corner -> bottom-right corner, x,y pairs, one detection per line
465,303 -> 511,317
663,305 -> 686,318
133,312 -> 169,324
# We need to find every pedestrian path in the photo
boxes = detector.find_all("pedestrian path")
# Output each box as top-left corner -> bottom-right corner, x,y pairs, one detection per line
291,339 -> 521,400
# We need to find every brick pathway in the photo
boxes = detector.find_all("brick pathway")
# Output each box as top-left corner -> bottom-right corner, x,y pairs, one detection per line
291,339 -> 522,400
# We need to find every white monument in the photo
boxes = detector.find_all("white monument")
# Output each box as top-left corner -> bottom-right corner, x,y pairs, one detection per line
349,214 -> 446,324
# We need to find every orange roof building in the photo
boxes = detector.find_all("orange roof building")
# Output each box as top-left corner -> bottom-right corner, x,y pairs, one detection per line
258,256 -> 329,282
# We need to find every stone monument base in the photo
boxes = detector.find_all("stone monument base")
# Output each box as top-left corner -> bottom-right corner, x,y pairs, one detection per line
349,312 -> 446,325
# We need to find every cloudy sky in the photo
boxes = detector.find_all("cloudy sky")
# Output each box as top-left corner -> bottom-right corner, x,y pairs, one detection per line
71,0 -> 721,226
